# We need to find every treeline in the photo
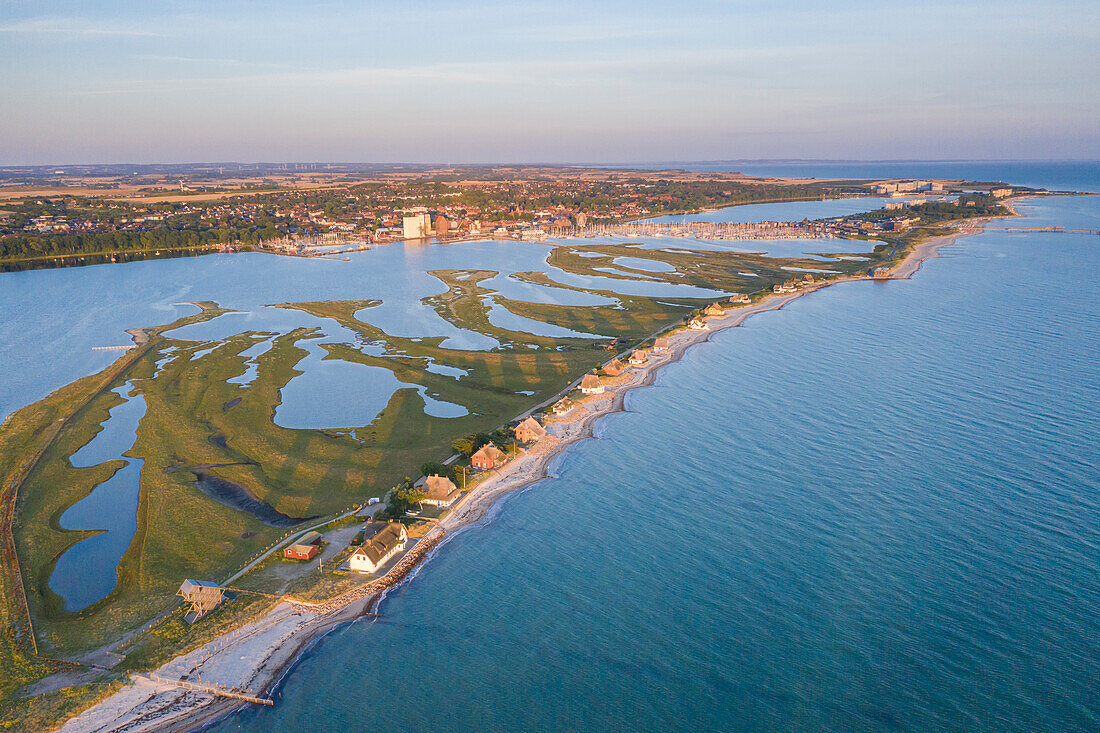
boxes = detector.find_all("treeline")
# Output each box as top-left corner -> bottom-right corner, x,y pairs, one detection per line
859,195 -> 1008,223
0,223 -> 283,261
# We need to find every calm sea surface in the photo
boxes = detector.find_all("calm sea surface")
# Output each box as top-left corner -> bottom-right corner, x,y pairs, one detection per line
210,177 -> 1098,731
1,163 -> 1097,729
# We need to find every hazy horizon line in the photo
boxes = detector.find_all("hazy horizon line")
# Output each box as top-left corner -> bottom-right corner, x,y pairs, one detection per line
4,157 -> 1099,169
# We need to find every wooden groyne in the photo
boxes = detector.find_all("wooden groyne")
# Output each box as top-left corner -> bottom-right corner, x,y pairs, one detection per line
142,674 -> 273,706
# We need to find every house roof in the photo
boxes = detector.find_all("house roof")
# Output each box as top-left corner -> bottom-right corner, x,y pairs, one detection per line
423,474 -> 459,502
179,579 -> 222,600
472,443 -> 506,463
515,416 -> 545,436
352,522 -> 407,565
287,543 -> 318,556
581,373 -> 601,389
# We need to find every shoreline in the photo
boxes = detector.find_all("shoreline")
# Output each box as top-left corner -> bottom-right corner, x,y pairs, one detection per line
53,214 -> 993,733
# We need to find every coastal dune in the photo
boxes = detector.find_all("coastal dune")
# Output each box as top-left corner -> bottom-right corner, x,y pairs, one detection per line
56,218 -> 984,733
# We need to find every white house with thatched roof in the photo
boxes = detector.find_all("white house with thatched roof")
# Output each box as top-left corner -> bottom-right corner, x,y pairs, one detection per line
580,373 -> 604,395
552,397 -> 576,416
729,293 -> 750,304
628,349 -> 648,366
420,474 -> 460,507
688,316 -> 707,330
704,303 -> 724,316
349,522 -> 408,573
652,337 -> 671,352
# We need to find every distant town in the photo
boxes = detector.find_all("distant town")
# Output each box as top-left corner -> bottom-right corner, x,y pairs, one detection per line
0,165 -> 1028,269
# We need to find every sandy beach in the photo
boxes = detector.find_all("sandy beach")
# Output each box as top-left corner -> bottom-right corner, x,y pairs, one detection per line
53,214 -> 996,733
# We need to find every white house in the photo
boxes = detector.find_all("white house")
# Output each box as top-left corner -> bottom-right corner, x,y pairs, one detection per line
420,475 -> 460,507
580,373 -> 604,395
349,522 -> 408,573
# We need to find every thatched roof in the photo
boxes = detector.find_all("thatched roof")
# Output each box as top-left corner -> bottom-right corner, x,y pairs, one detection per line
515,416 -> 546,438
581,373 -> 602,390
352,522 -> 407,566
472,443 -> 506,463
423,474 -> 459,503
553,397 -> 575,413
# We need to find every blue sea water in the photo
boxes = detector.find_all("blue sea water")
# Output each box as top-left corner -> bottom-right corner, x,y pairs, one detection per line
212,188 -> 1100,731
620,160 -> 1100,193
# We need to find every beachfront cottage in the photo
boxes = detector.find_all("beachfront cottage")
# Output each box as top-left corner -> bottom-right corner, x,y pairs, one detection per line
652,337 -> 671,353
421,474 -> 460,507
471,442 -> 507,470
628,349 -> 648,366
688,316 -> 707,330
349,522 -> 408,573
873,267 -> 891,279
800,274 -> 815,285
284,530 -> 322,561
580,373 -> 604,395
514,416 -> 546,443
729,293 -> 750,304
603,358 -> 624,377
704,303 -> 724,316
552,397 -> 576,416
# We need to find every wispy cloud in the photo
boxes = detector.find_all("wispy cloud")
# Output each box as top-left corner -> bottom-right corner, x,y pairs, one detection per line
139,55 -> 247,65
0,16 -> 165,37
67,45 -> 836,98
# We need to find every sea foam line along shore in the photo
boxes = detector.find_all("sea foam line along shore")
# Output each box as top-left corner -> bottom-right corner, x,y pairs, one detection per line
54,212 -> 999,733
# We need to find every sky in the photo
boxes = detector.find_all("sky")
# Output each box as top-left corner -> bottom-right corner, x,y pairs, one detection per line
1,0 -> 1098,165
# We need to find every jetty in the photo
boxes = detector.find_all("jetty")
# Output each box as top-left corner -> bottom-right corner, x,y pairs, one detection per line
140,674 -> 273,706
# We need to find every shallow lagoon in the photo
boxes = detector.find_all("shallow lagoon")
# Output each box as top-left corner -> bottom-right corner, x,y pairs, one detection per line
1,198 -> 872,423
49,382 -> 146,611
